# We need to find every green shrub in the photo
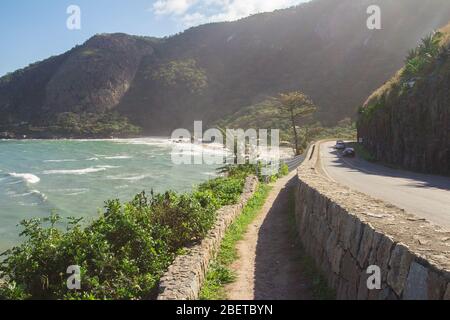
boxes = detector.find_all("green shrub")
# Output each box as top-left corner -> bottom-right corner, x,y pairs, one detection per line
0,201 -> 174,300
218,163 -> 265,180
401,31 -> 443,80
278,164 -> 289,177
198,177 -> 245,207
0,168 -> 252,300
149,191 -> 218,248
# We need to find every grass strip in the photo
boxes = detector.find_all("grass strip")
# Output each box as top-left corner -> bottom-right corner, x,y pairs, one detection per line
199,184 -> 272,300
200,181 -> 335,300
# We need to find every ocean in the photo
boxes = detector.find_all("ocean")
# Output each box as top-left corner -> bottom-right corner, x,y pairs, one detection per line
0,138 -> 226,252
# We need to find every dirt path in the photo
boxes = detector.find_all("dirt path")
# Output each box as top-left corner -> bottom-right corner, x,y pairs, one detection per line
225,171 -> 313,300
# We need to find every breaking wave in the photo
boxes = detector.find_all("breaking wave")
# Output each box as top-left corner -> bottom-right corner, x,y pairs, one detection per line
43,166 -> 119,175
44,159 -> 77,163
8,173 -> 40,184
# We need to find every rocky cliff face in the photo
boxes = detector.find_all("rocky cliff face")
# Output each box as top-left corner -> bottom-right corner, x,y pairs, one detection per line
2,0 -> 450,136
358,25 -> 450,175
0,34 -> 157,129
44,34 -> 155,115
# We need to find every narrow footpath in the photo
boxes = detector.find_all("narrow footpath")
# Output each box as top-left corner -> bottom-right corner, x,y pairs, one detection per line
225,171 -> 313,300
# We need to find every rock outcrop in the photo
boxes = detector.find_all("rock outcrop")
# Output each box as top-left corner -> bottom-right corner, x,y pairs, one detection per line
358,24 -> 450,175
44,34 -> 155,115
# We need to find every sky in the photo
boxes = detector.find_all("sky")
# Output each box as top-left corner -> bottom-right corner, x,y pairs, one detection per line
0,0 -> 308,77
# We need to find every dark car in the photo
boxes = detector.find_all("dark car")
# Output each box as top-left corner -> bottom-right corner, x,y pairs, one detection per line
342,148 -> 356,157
335,141 -> 346,150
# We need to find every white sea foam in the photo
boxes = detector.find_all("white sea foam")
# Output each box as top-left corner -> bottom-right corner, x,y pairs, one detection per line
106,174 -> 150,182
5,180 -> 22,185
10,191 -> 33,198
6,188 -> 47,201
114,185 -> 129,189
202,172 -> 217,176
9,173 -> 40,184
104,155 -> 132,160
98,165 -> 121,169
18,201 -> 39,207
30,189 -> 48,201
43,167 -> 106,175
172,142 -> 230,156
44,159 -> 77,163
43,165 -> 119,175
114,138 -> 172,147
62,188 -> 89,196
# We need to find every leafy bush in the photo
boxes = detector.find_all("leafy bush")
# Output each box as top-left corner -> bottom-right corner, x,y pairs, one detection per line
0,198 -> 173,300
219,162 -> 291,183
359,31 -> 445,124
402,31 -> 443,79
218,163 -> 264,181
0,170 -> 250,300
278,163 -> 289,177
198,177 -> 245,207
149,191 -> 218,248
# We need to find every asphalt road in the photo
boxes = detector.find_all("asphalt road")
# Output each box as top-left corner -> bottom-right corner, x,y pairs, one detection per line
319,141 -> 450,229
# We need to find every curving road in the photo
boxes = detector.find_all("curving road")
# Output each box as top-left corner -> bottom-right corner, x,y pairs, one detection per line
318,141 -> 450,229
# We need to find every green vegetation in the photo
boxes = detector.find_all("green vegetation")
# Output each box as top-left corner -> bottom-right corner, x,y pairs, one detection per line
199,184 -> 272,300
0,112 -> 143,138
358,25 -> 450,175
218,163 -> 290,185
350,143 -> 376,163
278,92 -> 317,155
3,2 -> 450,137
52,112 -> 141,137
302,118 -> 356,142
218,99 -> 356,155
197,177 -> 244,207
360,31 -> 447,121
80,49 -> 101,57
0,166 -> 254,300
150,59 -> 208,94
200,171 -> 335,300
199,163 -> 289,300
402,32 -> 443,80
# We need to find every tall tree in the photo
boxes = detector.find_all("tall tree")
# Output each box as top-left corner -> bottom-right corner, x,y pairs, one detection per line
278,91 -> 317,155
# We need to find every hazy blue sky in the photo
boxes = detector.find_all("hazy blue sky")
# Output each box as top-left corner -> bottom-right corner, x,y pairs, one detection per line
0,0 -> 308,76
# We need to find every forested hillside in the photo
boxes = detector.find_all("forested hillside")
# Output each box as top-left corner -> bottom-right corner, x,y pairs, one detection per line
1,0 -> 450,137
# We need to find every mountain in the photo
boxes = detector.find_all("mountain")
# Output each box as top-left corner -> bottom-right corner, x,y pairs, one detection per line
358,23 -> 450,175
1,0 -> 450,137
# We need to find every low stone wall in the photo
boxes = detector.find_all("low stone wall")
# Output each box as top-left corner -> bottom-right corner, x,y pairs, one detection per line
157,175 -> 259,300
295,143 -> 450,300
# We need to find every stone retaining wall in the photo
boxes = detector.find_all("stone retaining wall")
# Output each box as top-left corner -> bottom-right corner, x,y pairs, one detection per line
295,143 -> 450,300
157,175 -> 259,300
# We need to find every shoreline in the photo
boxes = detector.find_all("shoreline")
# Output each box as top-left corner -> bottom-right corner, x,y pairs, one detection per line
0,135 -> 164,141
0,137 -> 295,158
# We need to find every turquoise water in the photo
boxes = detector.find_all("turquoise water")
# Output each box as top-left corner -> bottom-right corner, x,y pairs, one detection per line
0,138 -> 224,252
